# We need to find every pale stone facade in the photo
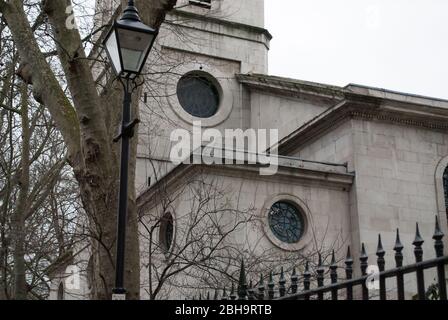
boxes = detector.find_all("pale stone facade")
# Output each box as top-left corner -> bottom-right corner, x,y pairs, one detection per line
49,0 -> 448,299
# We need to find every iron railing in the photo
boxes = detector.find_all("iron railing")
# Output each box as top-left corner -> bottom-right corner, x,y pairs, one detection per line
192,216 -> 448,301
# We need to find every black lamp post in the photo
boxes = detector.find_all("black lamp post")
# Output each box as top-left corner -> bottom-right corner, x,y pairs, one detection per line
103,0 -> 158,300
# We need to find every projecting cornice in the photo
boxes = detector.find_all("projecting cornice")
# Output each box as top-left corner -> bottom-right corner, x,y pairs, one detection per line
237,74 -> 345,105
137,158 -> 353,212
237,74 -> 448,155
277,94 -> 448,156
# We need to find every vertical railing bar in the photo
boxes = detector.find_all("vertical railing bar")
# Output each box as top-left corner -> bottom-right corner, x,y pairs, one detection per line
433,216 -> 447,300
360,243 -> 369,300
330,250 -> 338,300
377,234 -> 387,300
413,223 -> 426,300
304,261 -> 311,301
317,253 -> 325,300
345,246 -> 354,300
394,229 -> 405,300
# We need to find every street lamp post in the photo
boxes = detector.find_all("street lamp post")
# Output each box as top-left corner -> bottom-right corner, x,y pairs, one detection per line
103,0 -> 158,300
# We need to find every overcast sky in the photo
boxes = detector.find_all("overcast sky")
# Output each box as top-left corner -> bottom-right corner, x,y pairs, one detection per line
265,0 -> 448,100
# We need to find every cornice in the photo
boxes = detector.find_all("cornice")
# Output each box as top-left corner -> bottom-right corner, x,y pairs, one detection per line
278,98 -> 448,156
137,161 -> 354,212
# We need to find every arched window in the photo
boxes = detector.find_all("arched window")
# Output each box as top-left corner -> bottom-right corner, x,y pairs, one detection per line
159,213 -> 174,253
443,167 -> 448,213
57,282 -> 64,300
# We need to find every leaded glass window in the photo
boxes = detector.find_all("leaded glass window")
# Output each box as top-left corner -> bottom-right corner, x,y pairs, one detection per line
177,73 -> 220,118
160,213 -> 174,252
268,201 -> 304,244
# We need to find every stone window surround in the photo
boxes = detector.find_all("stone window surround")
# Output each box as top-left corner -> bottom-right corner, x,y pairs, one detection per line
165,62 -> 234,127
159,212 -> 177,257
261,194 -> 313,252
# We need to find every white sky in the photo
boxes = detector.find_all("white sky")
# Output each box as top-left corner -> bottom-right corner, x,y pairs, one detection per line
265,0 -> 448,100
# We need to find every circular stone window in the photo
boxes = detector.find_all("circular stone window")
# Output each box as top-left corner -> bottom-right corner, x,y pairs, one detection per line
159,213 -> 174,252
268,201 -> 305,244
176,72 -> 220,118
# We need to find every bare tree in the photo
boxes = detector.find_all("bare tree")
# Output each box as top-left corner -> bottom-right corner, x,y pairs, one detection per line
0,0 -> 178,299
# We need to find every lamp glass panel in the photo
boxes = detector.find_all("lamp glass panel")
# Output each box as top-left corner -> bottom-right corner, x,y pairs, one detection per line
105,30 -> 122,75
117,28 -> 154,73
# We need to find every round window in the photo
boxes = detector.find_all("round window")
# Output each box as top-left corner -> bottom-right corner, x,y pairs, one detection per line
160,213 -> 174,252
268,202 -> 304,244
176,73 -> 220,118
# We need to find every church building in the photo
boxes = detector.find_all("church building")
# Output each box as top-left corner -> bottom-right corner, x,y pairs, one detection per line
49,0 -> 448,299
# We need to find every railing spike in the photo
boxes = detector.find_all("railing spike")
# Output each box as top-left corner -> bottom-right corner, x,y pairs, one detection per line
346,246 -> 353,262
331,250 -> 336,265
433,215 -> 445,239
279,267 -> 286,297
268,271 -> 275,300
377,234 -> 385,256
207,292 -> 210,300
394,228 -> 404,252
361,243 -> 368,258
291,267 -> 298,294
413,223 -> 424,247
237,259 -> 247,300
433,216 -> 445,257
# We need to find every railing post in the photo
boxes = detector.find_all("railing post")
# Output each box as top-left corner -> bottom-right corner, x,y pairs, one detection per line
268,271 -> 275,300
394,229 -> 405,300
237,260 -> 247,300
257,274 -> 265,300
360,243 -> 369,300
330,250 -> 338,300
304,261 -> 311,300
345,246 -> 354,300
230,283 -> 237,300
413,223 -> 426,300
221,287 -> 228,301
376,234 -> 386,300
433,216 -> 447,300
279,267 -> 286,298
214,289 -> 219,300
317,253 -> 325,300
291,267 -> 298,295
248,280 -> 256,300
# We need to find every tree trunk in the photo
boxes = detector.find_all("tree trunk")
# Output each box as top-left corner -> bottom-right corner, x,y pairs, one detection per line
0,0 -> 177,300
12,84 -> 30,299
